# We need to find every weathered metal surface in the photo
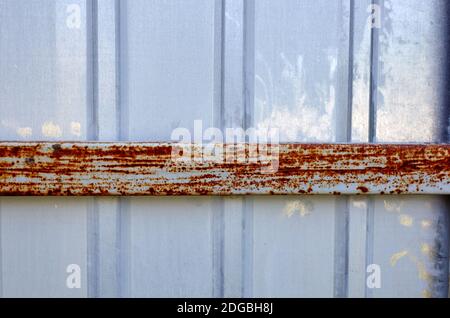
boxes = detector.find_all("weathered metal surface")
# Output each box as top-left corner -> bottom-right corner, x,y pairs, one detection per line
0,142 -> 448,196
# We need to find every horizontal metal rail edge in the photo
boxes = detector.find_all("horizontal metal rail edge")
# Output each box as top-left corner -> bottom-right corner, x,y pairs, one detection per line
0,142 -> 448,195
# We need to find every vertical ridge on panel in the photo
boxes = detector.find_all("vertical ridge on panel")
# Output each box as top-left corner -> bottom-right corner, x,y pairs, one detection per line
221,0 -> 245,297
212,0 -> 225,298
241,0 -> 255,298
86,0 -> 99,298
94,0 -> 121,298
371,0 -> 449,298
250,0 -> 348,297
0,0 -> 90,297
347,0 -> 372,298
333,0 -> 353,298
119,0 -> 216,297
118,0 -> 131,298
222,0 -> 246,298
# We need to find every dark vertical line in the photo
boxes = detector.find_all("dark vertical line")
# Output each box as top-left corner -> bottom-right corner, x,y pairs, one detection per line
364,196 -> 375,298
212,198 -> 225,298
91,0 -> 99,141
242,0 -> 255,298
118,0 -> 128,141
86,0 -> 99,298
242,198 -> 254,298
431,199 -> 449,298
437,2 -> 450,298
243,0 -> 255,131
87,199 -> 99,298
365,0 -> 381,298
346,0 -> 355,142
368,0 -> 380,143
334,197 -> 350,298
115,0 -> 122,141
445,197 -> 450,298
442,0 -> 450,144
117,198 -> 130,297
212,0 -> 225,298
218,0 -> 226,130
343,0 -> 355,297
116,0 -> 130,298
445,1 -> 450,298
333,0 -> 354,298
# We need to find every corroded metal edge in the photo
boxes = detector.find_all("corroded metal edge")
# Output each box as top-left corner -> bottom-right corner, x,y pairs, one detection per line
0,142 -> 448,195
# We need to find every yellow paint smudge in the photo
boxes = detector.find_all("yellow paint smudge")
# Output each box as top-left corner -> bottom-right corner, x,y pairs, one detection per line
416,261 -> 431,282
422,289 -> 432,298
408,255 -> 432,282
16,127 -> 32,138
383,199 -> 403,212
421,219 -> 432,229
390,250 -> 408,266
399,214 -> 413,227
42,121 -> 62,138
283,200 -> 313,218
420,243 -> 433,258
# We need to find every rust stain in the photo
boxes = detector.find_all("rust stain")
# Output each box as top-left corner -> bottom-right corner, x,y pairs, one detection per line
0,142 -> 449,196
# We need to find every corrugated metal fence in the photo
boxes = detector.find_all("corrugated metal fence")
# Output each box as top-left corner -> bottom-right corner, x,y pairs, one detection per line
0,0 -> 449,297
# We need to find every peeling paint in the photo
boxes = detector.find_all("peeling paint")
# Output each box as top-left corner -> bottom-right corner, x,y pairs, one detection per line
420,243 -> 433,259
415,259 -> 431,282
16,127 -> 32,138
390,250 -> 408,266
420,219 -> 432,229
70,122 -> 81,137
383,199 -> 403,212
398,214 -> 413,227
283,200 -> 313,217
41,121 -> 62,138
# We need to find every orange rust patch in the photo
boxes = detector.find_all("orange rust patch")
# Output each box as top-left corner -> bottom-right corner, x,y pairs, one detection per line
0,142 -> 448,196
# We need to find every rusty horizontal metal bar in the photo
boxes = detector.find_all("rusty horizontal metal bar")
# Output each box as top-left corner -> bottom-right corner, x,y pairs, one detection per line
0,142 -> 448,195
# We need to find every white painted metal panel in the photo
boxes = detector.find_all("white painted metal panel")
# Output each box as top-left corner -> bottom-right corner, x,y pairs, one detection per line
249,0 -> 349,297
370,0 -> 449,298
118,0 -> 218,297
0,0 -> 90,297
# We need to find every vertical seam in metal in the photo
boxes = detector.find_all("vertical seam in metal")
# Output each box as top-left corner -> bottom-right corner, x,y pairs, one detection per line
447,197 -> 450,298
433,200 -> 450,297
242,0 -> 255,298
117,198 -> 130,297
115,0 -> 122,141
243,0 -> 255,131
365,0 -> 381,299
116,0 -> 130,298
333,0 -> 354,298
87,199 -> 99,298
118,0 -> 128,142
444,1 -> 450,299
368,0 -> 380,143
87,0 -> 100,298
364,196 -> 375,298
346,0 -> 355,142
91,0 -> 99,141
344,0 -> 355,298
212,0 -> 225,298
